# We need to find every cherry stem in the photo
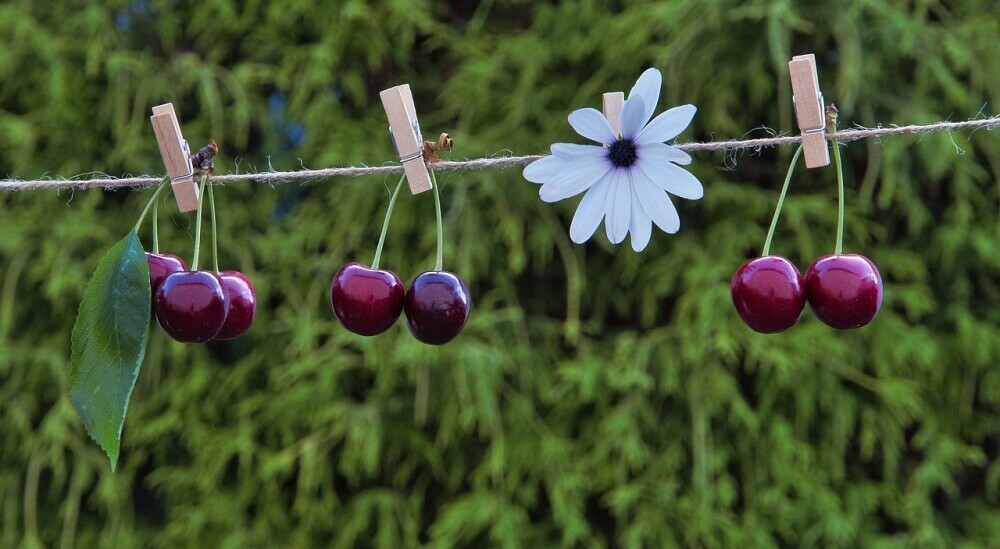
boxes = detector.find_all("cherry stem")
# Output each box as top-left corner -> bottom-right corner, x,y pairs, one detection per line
191,175 -> 209,271
151,188 -> 160,254
833,139 -> 845,255
372,175 -> 406,270
762,145 -> 803,257
431,170 -> 443,272
131,177 -> 169,235
208,181 -> 220,272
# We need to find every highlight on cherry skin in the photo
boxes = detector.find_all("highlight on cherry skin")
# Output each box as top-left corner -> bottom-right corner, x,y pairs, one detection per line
154,270 -> 230,343
214,270 -> 257,340
731,256 -> 806,334
404,271 -> 471,345
805,254 -> 883,329
330,262 -> 405,336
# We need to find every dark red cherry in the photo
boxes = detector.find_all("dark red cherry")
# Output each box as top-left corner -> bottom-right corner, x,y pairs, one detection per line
731,256 -> 806,333
805,254 -> 883,329
155,271 -> 230,343
214,271 -> 257,340
404,271 -> 471,345
146,252 -> 187,313
330,262 -> 404,336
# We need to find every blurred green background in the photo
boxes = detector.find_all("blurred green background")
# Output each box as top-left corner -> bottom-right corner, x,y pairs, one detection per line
2,0 -> 1000,547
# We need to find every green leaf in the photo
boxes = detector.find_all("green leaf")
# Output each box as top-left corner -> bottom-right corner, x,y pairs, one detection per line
70,232 -> 150,471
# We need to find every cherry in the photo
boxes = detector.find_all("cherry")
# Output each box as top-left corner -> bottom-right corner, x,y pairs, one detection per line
404,271 -> 471,345
805,254 -> 883,329
155,271 -> 230,343
330,262 -> 404,336
731,256 -> 806,333
146,252 -> 187,313
214,271 -> 257,340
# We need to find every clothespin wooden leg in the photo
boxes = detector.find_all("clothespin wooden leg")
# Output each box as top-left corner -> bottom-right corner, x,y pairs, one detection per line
150,103 -> 199,212
603,92 -> 625,137
380,84 -> 432,194
788,53 -> 830,169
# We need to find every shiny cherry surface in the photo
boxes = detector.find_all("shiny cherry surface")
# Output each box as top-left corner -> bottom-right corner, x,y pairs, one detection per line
805,254 -> 883,329
155,271 -> 230,343
731,256 -> 806,333
214,271 -> 257,340
404,271 -> 471,345
330,262 -> 404,336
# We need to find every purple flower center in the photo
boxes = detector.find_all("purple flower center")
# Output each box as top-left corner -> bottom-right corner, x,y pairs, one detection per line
608,138 -> 638,168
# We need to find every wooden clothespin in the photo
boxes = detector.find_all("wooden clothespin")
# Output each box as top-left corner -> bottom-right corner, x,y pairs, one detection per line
380,84 -> 432,194
602,92 -> 625,137
150,103 -> 199,212
788,54 -> 830,168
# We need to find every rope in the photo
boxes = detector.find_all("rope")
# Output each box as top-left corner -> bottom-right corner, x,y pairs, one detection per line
1,116 -> 997,191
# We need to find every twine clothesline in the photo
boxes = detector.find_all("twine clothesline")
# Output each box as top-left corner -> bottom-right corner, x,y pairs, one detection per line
1,116 -> 998,192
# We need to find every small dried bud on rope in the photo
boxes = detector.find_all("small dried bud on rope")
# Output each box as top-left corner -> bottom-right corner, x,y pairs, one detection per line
190,139 -> 220,175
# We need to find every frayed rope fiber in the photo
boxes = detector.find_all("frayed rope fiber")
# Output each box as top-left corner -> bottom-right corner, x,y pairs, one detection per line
1,116 -> 997,191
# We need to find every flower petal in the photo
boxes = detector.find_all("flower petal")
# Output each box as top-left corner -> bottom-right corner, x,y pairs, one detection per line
633,172 -> 681,233
638,141 -> 692,166
567,108 -> 617,144
570,176 -> 613,244
629,183 -> 652,252
637,156 -> 703,200
619,95 -> 647,141
604,170 -> 631,244
539,155 -> 612,203
523,155 -> 571,184
551,142 -> 606,160
628,68 -> 662,131
637,104 -> 697,144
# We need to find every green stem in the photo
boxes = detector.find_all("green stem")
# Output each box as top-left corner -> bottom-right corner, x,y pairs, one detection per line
191,175 -> 208,270
151,188 -> 160,254
431,170 -> 443,271
762,145 -> 803,256
372,175 -> 407,270
131,177 -> 169,235
208,182 -> 219,272
832,140 -> 845,255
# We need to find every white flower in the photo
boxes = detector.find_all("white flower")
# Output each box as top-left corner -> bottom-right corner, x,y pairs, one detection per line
523,68 -> 702,252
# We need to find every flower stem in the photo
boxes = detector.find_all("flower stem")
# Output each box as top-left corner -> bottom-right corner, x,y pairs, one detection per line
431,170 -> 443,272
372,175 -> 407,270
151,188 -> 160,254
762,145 -> 803,257
832,140 -> 845,255
191,175 -> 208,270
131,177 -> 169,235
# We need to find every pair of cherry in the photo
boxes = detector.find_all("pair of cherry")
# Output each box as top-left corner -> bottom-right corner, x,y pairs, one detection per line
147,252 -> 257,342
732,253 -> 882,333
732,133 -> 883,333
331,263 -> 470,345
330,166 -> 470,345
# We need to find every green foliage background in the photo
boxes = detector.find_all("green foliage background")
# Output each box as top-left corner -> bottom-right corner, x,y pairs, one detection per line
2,0 -> 1000,546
